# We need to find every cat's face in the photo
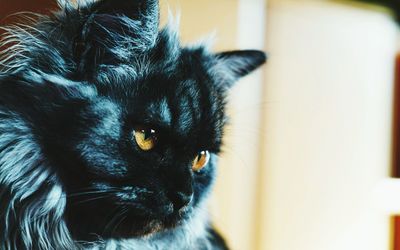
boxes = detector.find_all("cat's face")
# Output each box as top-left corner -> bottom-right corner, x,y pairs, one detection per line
1,0 -> 265,241
47,48 -> 228,239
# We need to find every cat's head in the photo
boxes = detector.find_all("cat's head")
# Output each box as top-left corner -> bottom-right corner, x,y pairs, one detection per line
0,0 -> 266,241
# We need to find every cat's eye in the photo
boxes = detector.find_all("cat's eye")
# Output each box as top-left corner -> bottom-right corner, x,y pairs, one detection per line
192,151 -> 210,172
133,126 -> 157,151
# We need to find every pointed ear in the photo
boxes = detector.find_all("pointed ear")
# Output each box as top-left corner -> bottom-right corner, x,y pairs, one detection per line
214,50 -> 267,86
87,0 -> 159,22
85,0 -> 160,45
72,0 -> 160,76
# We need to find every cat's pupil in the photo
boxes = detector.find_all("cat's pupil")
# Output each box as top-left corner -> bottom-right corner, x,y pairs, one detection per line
143,129 -> 155,140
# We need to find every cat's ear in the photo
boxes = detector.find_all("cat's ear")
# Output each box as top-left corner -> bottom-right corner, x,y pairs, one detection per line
85,0 -> 159,24
71,0 -> 160,76
214,50 -> 267,87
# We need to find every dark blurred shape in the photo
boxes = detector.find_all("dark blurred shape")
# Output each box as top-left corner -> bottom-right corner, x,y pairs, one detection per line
355,0 -> 400,23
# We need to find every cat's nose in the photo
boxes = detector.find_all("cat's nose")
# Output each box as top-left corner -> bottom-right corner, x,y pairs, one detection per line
170,192 -> 193,211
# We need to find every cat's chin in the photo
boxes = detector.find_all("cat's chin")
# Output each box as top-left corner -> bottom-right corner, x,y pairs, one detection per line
116,219 -> 177,238
111,209 -> 191,239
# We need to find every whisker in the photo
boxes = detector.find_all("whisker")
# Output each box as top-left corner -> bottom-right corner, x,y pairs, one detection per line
28,188 -> 121,203
104,206 -> 127,235
67,189 -> 120,198
73,195 -> 112,205
111,207 -> 129,236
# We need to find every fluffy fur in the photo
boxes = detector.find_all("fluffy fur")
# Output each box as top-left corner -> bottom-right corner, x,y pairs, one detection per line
0,0 -> 266,249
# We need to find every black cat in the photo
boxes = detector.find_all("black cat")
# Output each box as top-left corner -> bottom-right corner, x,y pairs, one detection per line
0,0 -> 266,249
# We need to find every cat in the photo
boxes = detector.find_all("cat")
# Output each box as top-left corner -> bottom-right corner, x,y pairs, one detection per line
0,0 -> 266,249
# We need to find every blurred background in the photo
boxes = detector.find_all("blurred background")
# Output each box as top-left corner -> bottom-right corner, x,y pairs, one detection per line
2,0 -> 400,249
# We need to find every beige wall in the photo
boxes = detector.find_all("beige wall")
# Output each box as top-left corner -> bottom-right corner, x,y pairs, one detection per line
160,0 -> 238,51
260,1 -> 398,250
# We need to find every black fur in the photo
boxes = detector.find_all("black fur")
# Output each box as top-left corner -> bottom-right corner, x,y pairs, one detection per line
0,0 -> 266,249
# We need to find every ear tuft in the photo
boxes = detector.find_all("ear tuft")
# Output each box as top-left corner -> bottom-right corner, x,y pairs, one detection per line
70,0 -> 160,76
87,0 -> 159,20
215,50 -> 267,86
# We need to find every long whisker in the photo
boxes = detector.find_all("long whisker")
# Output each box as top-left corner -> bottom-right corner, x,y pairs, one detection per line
67,189 -> 120,198
30,188 -> 121,203
73,195 -> 113,205
111,207 -> 129,236
104,206 -> 128,235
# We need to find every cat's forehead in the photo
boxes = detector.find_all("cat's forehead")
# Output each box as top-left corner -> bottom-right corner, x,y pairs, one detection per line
93,25 -> 214,85
93,37 -> 222,132
117,75 -> 224,140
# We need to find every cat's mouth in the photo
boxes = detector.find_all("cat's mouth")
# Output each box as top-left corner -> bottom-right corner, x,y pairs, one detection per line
101,205 -> 192,238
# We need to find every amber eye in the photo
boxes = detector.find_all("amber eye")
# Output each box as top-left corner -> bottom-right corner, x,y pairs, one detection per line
192,151 -> 210,172
133,126 -> 157,151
